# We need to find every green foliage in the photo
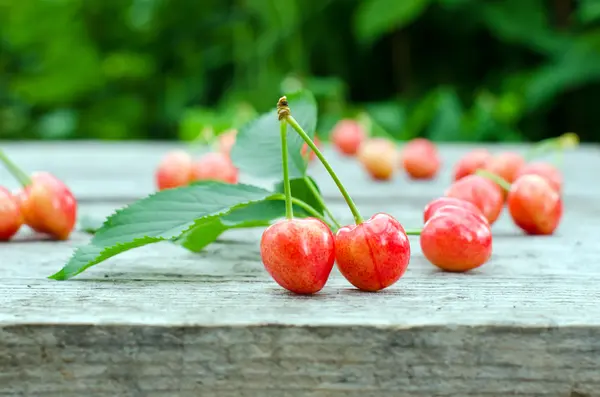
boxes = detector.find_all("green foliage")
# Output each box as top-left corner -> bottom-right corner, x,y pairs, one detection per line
2,0 -> 600,142
230,90 -> 317,182
176,201 -> 284,253
49,93 -> 331,279
354,0 -> 431,43
50,182 -> 276,279
177,176 -> 326,253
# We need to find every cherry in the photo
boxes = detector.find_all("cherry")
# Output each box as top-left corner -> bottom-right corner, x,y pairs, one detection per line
261,103 -> 336,295
423,196 -> 487,225
280,99 -> 409,292
452,149 -> 492,181
0,186 -> 23,241
445,174 -> 504,224
260,218 -> 335,294
191,152 -> 238,184
420,205 -> 492,272
301,135 -> 321,163
155,150 -> 193,191
514,161 -> 562,193
482,151 -> 526,184
218,129 -> 238,157
335,213 -> 411,292
400,138 -> 441,179
18,172 -> 77,240
507,174 -> 562,235
331,119 -> 366,156
357,138 -> 397,181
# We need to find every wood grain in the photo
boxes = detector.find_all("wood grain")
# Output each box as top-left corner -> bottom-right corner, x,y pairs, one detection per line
0,142 -> 599,396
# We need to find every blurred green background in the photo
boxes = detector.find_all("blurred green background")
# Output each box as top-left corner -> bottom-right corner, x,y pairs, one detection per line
1,0 -> 599,143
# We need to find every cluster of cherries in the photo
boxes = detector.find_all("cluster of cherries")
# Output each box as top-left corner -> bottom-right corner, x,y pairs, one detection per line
259,98 -> 570,295
329,118 -> 565,237
155,129 -> 239,190
155,129 -> 322,191
0,151 -> 77,241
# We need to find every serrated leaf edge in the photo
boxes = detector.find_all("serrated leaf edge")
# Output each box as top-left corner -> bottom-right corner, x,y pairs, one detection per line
49,193 -> 277,280
90,181 -> 269,244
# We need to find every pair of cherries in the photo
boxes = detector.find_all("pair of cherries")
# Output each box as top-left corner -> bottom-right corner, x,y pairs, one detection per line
260,212 -> 410,294
0,172 -> 77,241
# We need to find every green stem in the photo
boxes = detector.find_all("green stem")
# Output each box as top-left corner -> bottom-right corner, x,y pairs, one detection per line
0,149 -> 31,187
280,120 -> 293,219
404,229 -> 422,236
357,111 -> 395,141
286,115 -> 364,224
304,176 -> 342,229
524,132 -> 579,161
475,169 -> 511,192
270,195 -> 335,231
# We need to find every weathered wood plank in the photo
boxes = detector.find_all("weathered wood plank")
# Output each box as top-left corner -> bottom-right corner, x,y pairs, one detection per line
0,141 -> 597,201
1,197 -> 598,328
1,324 -> 599,396
1,142 -> 599,396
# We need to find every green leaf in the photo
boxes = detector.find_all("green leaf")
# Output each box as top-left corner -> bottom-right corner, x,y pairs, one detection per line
178,108 -> 217,142
354,0 -> 430,43
37,109 -> 78,139
176,216 -> 245,253
49,182 -> 274,280
178,177 -> 326,253
437,0 -> 472,9
230,90 -> 317,182
49,240 -> 157,281
365,101 -> 406,137
177,201 -> 285,253
479,0 -> 569,56
402,90 -> 441,139
427,88 -> 464,142
525,43 -> 600,110
275,177 -> 325,215
578,0 -> 600,24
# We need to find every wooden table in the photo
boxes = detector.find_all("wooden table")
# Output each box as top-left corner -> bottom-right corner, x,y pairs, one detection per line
1,141 -> 599,397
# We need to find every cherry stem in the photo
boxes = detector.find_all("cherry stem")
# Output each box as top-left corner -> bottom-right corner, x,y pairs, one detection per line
524,132 -> 579,161
269,195 -> 335,231
304,176 -> 342,229
278,97 -> 363,224
357,111 -> 395,141
404,229 -> 422,236
475,169 -> 511,192
280,120 -> 293,219
0,149 -> 31,187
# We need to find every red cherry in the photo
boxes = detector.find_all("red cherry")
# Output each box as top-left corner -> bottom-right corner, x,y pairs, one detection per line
514,161 -> 562,193
445,174 -> 504,225
218,129 -> 237,157
400,138 -> 441,179
420,205 -> 492,272
482,151 -> 525,184
423,196 -> 487,225
260,218 -> 335,294
452,149 -> 492,181
335,213 -> 411,292
301,136 -> 321,162
0,186 -> 23,241
191,152 -> 238,184
18,172 -> 77,240
155,150 -> 193,191
331,119 -> 366,156
507,174 -> 562,235
357,138 -> 397,181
